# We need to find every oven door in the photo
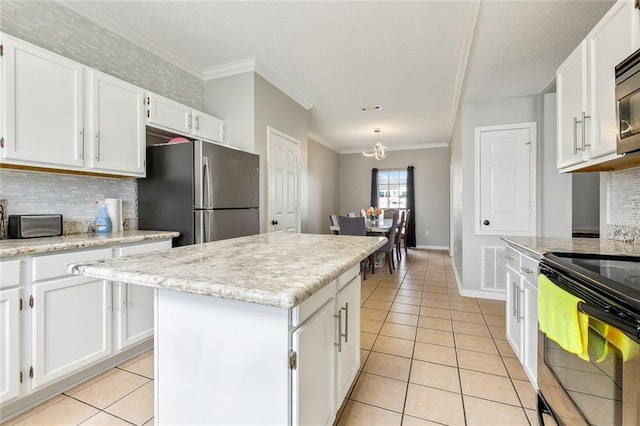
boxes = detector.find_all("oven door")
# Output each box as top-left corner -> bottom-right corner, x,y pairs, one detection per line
537,276 -> 640,425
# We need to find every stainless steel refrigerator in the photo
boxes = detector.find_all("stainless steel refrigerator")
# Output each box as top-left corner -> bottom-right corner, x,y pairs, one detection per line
138,140 -> 259,246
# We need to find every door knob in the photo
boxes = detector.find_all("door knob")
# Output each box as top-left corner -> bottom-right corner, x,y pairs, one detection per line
483,220 -> 490,226
271,219 -> 279,226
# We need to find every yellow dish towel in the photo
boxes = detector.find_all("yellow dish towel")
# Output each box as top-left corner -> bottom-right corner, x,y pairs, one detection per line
588,317 -> 610,363
537,274 -> 590,361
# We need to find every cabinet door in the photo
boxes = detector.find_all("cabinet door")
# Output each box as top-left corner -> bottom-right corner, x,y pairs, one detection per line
588,0 -> 638,159
145,92 -> 191,136
87,70 -> 145,176
192,112 -> 224,143
523,279 -> 538,388
291,300 -> 335,426
335,276 -> 360,405
0,288 -> 20,403
505,266 -> 523,362
31,277 -> 112,388
557,42 -> 588,169
1,34 -> 84,168
114,240 -> 171,350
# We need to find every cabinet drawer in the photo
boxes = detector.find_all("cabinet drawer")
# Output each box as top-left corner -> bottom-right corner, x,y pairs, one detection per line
290,280 -> 336,328
505,246 -> 520,270
33,248 -> 113,282
520,254 -> 539,284
119,240 -> 171,256
336,265 -> 359,291
0,259 -> 21,289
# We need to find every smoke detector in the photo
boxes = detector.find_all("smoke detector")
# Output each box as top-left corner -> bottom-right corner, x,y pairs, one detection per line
361,104 -> 383,112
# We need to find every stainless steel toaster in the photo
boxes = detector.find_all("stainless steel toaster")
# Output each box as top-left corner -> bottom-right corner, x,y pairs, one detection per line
8,214 -> 63,238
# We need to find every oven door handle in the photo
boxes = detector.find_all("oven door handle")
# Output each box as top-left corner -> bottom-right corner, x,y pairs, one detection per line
578,302 -> 639,341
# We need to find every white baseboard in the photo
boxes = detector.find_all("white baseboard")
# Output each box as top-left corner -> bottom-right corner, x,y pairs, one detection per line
451,256 -> 505,301
414,245 -> 449,250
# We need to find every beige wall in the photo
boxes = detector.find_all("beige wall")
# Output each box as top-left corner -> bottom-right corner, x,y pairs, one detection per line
339,148 -> 450,248
306,139 -> 340,234
254,74 -> 309,233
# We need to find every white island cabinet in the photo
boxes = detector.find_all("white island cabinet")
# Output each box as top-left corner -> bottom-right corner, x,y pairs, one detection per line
70,233 -> 385,426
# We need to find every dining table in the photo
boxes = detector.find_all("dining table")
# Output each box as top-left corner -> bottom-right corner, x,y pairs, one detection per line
330,218 -> 395,236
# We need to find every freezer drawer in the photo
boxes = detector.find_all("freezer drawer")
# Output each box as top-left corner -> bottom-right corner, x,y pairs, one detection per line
195,209 -> 259,243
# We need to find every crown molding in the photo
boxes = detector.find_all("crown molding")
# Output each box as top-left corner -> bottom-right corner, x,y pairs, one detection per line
204,58 -> 314,111
446,0 -> 481,139
60,1 -> 204,79
307,131 -> 338,152
203,58 -> 257,80
340,142 -> 449,155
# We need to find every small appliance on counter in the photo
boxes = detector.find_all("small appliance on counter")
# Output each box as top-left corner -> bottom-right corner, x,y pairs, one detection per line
8,214 -> 63,238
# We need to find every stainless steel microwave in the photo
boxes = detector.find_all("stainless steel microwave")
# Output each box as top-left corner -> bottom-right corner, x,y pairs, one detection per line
615,48 -> 640,154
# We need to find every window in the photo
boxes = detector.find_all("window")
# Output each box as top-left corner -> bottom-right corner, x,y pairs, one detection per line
377,169 -> 407,209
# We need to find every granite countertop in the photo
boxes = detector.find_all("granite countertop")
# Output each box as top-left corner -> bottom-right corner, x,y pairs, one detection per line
0,230 -> 179,257
69,233 -> 387,309
502,236 -> 640,259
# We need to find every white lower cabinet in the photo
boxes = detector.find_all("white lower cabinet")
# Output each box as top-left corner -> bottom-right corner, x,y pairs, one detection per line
0,238 -> 172,414
0,288 -> 20,402
114,240 -> 170,350
505,244 -> 539,387
31,277 -> 112,388
335,276 -> 360,405
291,300 -> 336,426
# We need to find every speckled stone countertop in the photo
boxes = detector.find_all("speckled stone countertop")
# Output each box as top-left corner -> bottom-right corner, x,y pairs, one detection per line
0,230 -> 179,257
69,233 -> 387,309
502,236 -> 640,259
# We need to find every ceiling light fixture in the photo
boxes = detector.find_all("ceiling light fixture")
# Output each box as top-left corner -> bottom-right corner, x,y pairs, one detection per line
362,128 -> 388,160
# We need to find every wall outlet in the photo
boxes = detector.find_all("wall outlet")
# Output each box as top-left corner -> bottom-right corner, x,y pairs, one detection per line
424,230 -> 429,236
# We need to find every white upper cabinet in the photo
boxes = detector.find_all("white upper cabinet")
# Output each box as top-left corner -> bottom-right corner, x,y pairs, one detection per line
146,92 -> 224,143
85,70 -> 145,177
556,0 -> 639,172
1,33 -> 84,169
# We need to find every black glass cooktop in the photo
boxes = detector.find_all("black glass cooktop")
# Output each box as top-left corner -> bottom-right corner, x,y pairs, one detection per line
542,252 -> 640,311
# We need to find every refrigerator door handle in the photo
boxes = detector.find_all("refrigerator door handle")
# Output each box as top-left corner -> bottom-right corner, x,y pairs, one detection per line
203,156 -> 213,209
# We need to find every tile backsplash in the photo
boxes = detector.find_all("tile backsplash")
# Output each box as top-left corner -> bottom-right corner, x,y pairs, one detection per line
608,165 -> 640,241
0,169 -> 137,229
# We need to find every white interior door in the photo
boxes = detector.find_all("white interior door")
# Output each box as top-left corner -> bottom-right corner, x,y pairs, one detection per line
268,128 -> 299,233
476,122 -> 536,236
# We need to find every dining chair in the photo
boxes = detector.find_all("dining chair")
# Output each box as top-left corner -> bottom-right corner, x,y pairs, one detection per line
329,214 -> 339,235
402,209 -> 411,255
376,211 -> 398,274
338,216 -> 374,279
346,212 -> 357,218
383,208 -> 399,220
395,210 -> 405,262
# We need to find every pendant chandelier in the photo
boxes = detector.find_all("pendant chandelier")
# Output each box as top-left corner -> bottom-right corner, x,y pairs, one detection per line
362,142 -> 389,160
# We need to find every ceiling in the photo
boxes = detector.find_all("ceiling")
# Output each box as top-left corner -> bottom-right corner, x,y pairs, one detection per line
62,1 -> 615,153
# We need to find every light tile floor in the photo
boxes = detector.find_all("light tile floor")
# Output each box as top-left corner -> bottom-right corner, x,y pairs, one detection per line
2,249 -> 538,425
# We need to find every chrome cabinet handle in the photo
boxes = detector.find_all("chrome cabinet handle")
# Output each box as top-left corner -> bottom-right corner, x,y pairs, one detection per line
195,115 -> 200,131
518,285 -> 525,321
512,281 -> 517,318
520,266 -> 533,274
334,310 -> 343,352
95,131 -> 101,161
187,112 -> 192,130
80,129 -> 84,159
504,255 -> 514,261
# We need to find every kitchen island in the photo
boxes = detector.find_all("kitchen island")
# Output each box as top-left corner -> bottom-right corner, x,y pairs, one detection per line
69,232 -> 386,426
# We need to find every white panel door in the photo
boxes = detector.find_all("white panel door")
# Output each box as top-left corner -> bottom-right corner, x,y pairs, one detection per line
192,112 -> 224,143
335,276 -> 360,405
268,128 -> 299,233
32,277 -> 112,388
145,92 -> 191,136
556,42 -> 588,169
291,300 -> 335,426
87,70 -> 145,176
1,34 -> 84,168
0,288 -> 20,403
588,0 -> 638,159
476,123 -> 535,235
